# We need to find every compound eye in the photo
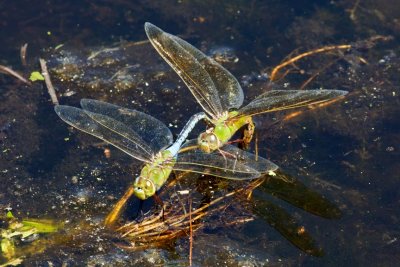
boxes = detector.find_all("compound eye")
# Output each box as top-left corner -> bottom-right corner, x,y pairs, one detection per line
208,134 -> 216,143
206,134 -> 219,146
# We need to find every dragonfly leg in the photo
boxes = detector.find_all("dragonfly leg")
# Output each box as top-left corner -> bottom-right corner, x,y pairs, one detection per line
241,118 -> 255,150
216,147 -> 240,170
226,138 -> 242,145
217,148 -> 238,160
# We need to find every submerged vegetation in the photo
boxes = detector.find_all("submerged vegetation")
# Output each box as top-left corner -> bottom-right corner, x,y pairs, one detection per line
0,211 -> 62,265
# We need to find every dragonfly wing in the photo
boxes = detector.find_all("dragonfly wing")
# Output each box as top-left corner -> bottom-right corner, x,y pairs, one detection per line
180,139 -> 278,174
169,33 -> 244,111
237,89 -> 348,117
174,152 -> 260,180
55,105 -> 154,163
220,144 -> 279,173
80,99 -> 173,152
146,23 -> 229,119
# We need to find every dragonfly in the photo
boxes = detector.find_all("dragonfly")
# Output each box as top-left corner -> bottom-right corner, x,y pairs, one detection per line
145,22 -> 348,153
55,99 -> 278,202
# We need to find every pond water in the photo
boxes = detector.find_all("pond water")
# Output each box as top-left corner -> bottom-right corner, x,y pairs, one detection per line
0,0 -> 399,266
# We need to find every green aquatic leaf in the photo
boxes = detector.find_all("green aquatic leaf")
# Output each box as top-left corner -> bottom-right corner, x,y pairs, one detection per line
1,238 -> 16,259
54,44 -> 64,50
0,257 -> 24,267
29,71 -> 45,82
2,229 -> 36,240
1,212 -> 62,265
21,219 -> 62,233
6,211 -> 13,219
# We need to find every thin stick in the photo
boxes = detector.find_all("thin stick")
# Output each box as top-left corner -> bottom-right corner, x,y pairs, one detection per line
270,44 -> 352,81
0,65 -> 30,84
39,58 -> 59,105
189,199 -> 193,267
20,43 -> 28,66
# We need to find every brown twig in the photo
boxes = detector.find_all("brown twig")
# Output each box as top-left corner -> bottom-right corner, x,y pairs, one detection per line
39,58 -> 59,105
189,199 -> 193,267
269,44 -> 352,81
0,65 -> 30,85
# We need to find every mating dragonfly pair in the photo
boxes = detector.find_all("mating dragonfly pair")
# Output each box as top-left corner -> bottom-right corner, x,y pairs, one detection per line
55,23 -> 347,204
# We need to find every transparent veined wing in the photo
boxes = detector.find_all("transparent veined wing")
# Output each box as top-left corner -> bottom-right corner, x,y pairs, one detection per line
145,22 -> 221,118
80,99 -> 173,153
145,23 -> 243,119
174,150 -> 261,180
175,140 -> 277,180
237,89 -> 348,118
55,105 -> 154,163
167,29 -> 244,112
219,144 -> 279,173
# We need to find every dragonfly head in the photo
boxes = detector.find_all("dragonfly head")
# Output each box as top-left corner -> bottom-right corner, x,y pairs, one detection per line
133,176 -> 156,200
198,130 -> 221,153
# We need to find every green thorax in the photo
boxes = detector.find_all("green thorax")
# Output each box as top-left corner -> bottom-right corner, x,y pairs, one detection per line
139,150 -> 176,191
212,111 -> 252,143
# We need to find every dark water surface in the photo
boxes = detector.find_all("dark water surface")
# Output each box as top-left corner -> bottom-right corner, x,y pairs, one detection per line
1,0 -> 399,266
